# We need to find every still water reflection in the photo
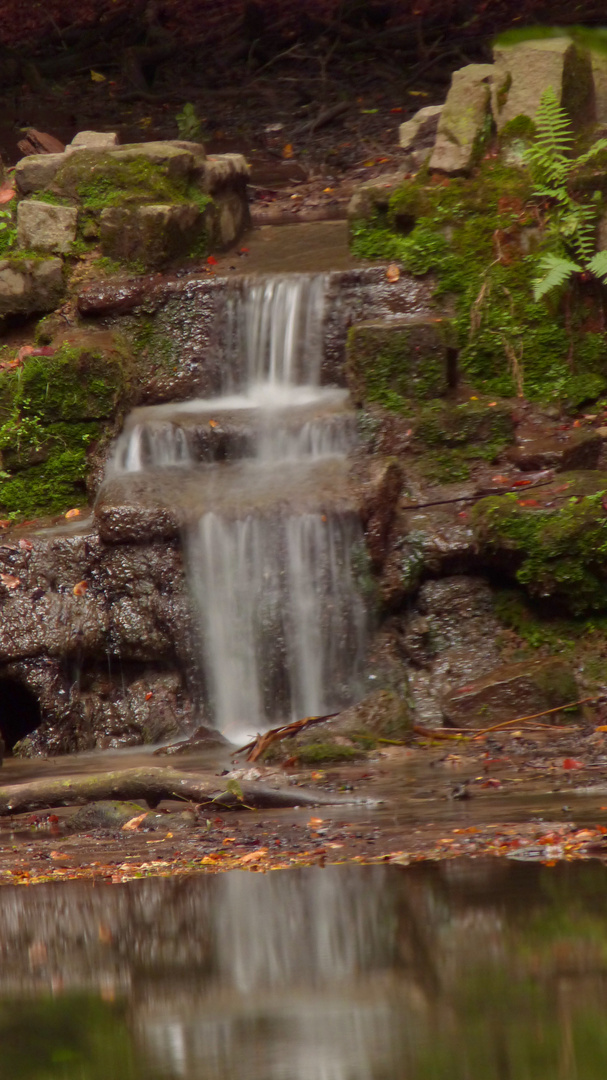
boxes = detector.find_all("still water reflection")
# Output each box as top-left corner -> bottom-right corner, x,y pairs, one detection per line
2,861 -> 607,1079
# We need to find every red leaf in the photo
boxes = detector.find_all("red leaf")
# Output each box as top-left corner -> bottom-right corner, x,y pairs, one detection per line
206,255 -> 218,265
0,183 -> 14,204
563,758 -> 583,770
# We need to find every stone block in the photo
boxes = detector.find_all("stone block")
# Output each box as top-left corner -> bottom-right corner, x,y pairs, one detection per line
441,657 -> 578,727
99,202 -> 203,268
108,142 -> 197,182
492,38 -> 594,131
14,153 -> 65,195
0,257 -> 64,318
429,64 -> 495,174
201,153 -> 249,193
67,130 -> 119,152
346,317 -> 455,406
17,199 -> 78,254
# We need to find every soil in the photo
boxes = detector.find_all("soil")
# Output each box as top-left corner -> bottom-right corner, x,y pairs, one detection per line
2,724 -> 607,884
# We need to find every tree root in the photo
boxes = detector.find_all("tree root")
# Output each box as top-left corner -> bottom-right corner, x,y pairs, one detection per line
0,767 -> 351,816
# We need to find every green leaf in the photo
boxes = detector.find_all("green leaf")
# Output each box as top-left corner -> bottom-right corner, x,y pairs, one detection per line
587,250 -> 607,282
532,253 -> 580,300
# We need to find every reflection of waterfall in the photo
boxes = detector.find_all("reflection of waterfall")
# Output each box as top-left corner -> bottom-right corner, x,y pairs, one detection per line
107,274 -> 367,740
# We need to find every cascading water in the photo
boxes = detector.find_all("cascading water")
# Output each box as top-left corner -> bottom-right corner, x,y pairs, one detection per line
108,274 -> 366,741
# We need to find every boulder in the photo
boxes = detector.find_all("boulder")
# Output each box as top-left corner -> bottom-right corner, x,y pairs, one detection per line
441,656 -> 578,728
347,172 -> 405,220
67,800 -> 148,831
429,64 -> 495,174
17,200 -> 78,254
492,38 -> 595,131
99,203 -> 204,268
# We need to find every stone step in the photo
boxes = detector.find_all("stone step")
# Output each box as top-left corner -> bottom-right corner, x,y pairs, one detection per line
95,457 -> 359,543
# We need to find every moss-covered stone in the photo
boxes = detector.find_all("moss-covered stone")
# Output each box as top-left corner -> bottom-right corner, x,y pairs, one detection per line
0,332 -> 133,518
472,472 -> 607,613
346,317 -> 455,408
413,398 -> 514,482
441,656 -> 579,727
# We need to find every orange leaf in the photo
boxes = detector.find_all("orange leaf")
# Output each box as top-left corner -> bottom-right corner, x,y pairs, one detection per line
385,263 -> 400,282
145,691 -> 153,700
282,143 -> 294,159
239,847 -> 268,863
64,508 -> 81,520
209,419 -> 217,427
307,817 -> 324,827
73,580 -> 88,596
121,812 -> 149,831
595,725 -> 607,732
0,183 -> 14,204
0,573 -> 20,589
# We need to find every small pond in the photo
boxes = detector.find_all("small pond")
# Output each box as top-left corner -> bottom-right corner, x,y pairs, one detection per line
2,860 -> 607,1078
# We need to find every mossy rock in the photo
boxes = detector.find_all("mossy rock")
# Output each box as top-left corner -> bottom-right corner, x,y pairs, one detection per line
51,149 -> 192,211
472,471 -> 607,613
0,332 -> 133,518
441,656 -> 579,727
346,317 -> 455,409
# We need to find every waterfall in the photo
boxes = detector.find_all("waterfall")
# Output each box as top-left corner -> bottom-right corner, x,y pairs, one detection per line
108,274 -> 366,741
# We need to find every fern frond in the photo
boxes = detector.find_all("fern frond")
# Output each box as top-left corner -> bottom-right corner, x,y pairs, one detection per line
574,139 -> 607,168
525,87 -> 574,191
587,250 -> 607,282
532,253 -> 580,300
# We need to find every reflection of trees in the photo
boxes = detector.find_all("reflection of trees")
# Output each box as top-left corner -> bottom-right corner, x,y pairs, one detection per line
2,862 -> 607,1078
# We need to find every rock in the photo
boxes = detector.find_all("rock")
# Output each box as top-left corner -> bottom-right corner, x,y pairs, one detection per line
67,130 -> 119,151
347,172 -> 405,220
355,456 -> 402,568
14,153 -> 65,196
346,317 -> 455,406
429,64 -> 495,174
441,656 -> 578,728
17,129 -> 65,156
505,427 -> 602,472
492,38 -> 595,131
99,203 -> 204,269
103,141 -> 198,182
399,104 -> 443,156
17,200 -> 78,254
201,154 -> 250,246
67,800 -> 148,832
0,257 -> 64,317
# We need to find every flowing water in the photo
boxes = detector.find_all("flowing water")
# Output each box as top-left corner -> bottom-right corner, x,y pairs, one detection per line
3,861 -> 607,1079
109,274 -> 366,740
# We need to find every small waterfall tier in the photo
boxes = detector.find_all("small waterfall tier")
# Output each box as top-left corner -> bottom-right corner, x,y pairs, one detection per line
100,274 -> 366,741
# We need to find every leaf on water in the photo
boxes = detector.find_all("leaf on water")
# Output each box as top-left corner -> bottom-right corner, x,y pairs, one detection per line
121,812 -> 149,831
0,574 -> 20,589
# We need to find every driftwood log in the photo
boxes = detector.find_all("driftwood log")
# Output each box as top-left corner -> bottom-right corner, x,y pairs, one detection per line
0,767 -> 351,816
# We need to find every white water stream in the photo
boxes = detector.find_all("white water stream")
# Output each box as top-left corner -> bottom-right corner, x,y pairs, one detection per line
109,274 -> 366,741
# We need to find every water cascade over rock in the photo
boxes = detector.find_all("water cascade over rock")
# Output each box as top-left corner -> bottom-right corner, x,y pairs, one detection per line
108,274 -> 367,740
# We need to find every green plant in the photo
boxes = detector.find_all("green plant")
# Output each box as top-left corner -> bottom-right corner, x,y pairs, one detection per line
176,102 -> 202,141
525,87 -> 607,299
0,207 -> 16,253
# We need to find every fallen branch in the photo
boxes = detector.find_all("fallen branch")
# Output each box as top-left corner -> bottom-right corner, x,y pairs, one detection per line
470,697 -> 594,738
0,767 -> 350,816
237,713 -> 339,762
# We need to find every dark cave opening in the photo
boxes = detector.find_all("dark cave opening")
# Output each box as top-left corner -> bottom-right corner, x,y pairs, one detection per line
0,680 -> 42,753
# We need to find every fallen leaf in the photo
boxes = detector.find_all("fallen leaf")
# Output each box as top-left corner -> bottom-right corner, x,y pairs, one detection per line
121,812 -> 149,831
385,263 -> 400,282
145,691 -> 153,700
73,580 -> 88,596
563,758 -> 583,770
90,69 -> 106,82
18,539 -> 33,551
50,851 -> 69,860
0,183 -> 14,204
0,520 -> 9,529
517,498 -> 539,506
0,574 -> 20,589
64,508 -> 81,520
307,817 -> 324,827
282,143 -> 294,159
206,255 -> 217,266
239,847 -> 268,863
512,479 -> 533,487
492,474 -> 511,483
209,419 -> 218,427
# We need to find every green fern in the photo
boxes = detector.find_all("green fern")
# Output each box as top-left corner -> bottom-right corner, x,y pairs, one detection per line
587,249 -> 607,282
525,88 -> 607,296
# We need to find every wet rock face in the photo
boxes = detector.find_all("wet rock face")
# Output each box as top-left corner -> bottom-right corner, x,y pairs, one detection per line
0,530 -> 199,755
441,657 -> 579,728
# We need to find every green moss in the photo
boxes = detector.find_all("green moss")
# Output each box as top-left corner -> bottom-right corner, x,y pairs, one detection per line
287,742 -> 363,765
347,319 -> 453,407
0,340 -> 129,518
473,483 -> 607,613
